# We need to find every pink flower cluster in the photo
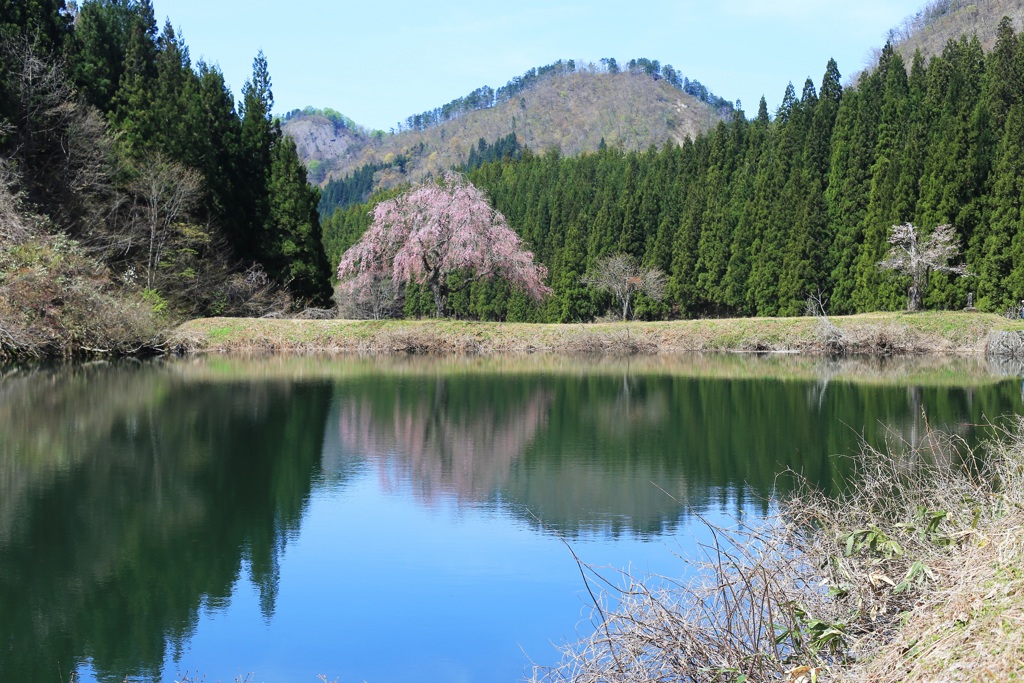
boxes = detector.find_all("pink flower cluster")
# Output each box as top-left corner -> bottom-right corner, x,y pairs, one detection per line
337,172 -> 551,303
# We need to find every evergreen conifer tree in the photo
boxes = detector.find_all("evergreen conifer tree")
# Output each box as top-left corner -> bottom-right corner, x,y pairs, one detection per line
981,103 -> 1024,309
851,51 -> 910,311
266,136 -> 332,306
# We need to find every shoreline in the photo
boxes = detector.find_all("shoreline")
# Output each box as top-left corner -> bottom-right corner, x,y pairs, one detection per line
169,311 -> 1024,358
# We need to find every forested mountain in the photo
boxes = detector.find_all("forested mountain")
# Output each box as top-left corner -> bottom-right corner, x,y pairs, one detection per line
284,59 -> 731,212
325,23 -> 1024,323
887,0 -> 1024,62
0,0 -> 333,357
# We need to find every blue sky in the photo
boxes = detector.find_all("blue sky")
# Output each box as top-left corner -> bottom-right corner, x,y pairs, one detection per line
151,0 -> 927,131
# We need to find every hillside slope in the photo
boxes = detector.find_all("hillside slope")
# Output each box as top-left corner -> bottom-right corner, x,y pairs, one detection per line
283,113 -> 370,184
283,67 -> 727,192
889,0 -> 1024,61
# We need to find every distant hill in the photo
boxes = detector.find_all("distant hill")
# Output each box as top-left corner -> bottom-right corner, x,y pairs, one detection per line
886,0 -> 1024,62
282,59 -> 732,201
279,107 -> 379,185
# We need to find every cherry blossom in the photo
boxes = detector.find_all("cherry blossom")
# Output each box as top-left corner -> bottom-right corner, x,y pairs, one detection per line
337,172 -> 550,317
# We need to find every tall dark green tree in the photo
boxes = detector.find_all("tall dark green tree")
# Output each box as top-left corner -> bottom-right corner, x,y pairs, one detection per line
982,103 -> 1024,308
850,51 -> 910,311
109,10 -> 156,155
0,0 -> 71,56
238,51 -> 275,261
778,63 -> 841,313
71,0 -> 156,111
266,136 -> 332,305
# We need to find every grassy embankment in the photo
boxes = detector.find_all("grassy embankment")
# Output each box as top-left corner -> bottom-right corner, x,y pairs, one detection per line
171,310 -> 1024,357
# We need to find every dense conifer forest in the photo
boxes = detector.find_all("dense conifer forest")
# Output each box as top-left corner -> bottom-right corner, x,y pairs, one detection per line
324,22 -> 1024,322
0,0 -> 332,357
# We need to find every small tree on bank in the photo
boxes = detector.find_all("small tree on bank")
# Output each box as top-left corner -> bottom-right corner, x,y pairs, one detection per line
583,253 -> 667,321
337,173 -> 550,318
878,223 -> 969,311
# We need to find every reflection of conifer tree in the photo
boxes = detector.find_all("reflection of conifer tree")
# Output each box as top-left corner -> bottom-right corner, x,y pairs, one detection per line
0,369 -> 333,681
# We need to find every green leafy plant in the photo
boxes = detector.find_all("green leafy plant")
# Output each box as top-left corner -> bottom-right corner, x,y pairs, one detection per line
895,506 -> 950,545
141,288 -> 168,315
893,560 -> 936,594
842,525 -> 904,558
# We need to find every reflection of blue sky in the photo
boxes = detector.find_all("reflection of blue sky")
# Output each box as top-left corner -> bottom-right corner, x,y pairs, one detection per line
158,473 -> 757,683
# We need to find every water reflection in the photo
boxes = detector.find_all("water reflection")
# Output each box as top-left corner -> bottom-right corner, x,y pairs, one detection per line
0,357 -> 1018,682
327,380 -> 552,504
320,368 -> 1017,538
0,363 -> 333,682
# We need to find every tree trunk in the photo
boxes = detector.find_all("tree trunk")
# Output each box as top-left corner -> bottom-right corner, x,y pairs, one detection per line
431,283 -> 447,318
908,284 -> 922,312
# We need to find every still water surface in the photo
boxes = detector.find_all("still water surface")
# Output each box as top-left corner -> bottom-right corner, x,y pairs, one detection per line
0,355 -> 1020,682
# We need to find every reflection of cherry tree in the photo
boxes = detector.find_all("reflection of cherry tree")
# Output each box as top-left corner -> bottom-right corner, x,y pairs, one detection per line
330,384 -> 551,505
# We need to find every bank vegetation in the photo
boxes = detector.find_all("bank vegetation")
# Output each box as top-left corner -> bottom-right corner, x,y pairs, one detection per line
170,310 -> 1023,358
531,411 -> 1024,682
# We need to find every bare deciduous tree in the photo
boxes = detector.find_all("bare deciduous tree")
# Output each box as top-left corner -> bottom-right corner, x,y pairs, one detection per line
2,39 -> 116,241
336,275 -> 404,320
128,155 -> 202,289
0,156 -> 30,244
582,253 -> 667,321
878,223 -> 969,311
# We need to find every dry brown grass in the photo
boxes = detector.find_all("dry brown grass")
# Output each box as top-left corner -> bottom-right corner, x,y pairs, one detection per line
840,511 -> 1024,682
831,422 -> 1024,683
889,0 -> 1024,66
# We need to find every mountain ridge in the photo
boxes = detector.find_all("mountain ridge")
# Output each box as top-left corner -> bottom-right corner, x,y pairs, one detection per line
282,60 -> 732,194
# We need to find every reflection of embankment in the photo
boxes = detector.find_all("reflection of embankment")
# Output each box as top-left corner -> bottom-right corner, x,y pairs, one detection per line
325,380 -> 552,505
0,364 -> 332,682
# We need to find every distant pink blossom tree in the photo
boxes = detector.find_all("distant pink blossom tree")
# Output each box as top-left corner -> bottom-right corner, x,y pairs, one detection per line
337,172 -> 551,317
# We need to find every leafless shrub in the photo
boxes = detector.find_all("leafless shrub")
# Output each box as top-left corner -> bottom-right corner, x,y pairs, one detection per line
532,516 -> 825,683
219,263 -> 291,318
334,275 -> 403,319
806,290 -> 848,355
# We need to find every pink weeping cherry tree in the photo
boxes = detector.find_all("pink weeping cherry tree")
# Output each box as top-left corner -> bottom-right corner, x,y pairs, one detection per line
337,172 -> 551,318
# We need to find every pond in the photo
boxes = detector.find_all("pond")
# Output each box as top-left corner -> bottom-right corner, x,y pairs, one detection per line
0,354 -> 1020,682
